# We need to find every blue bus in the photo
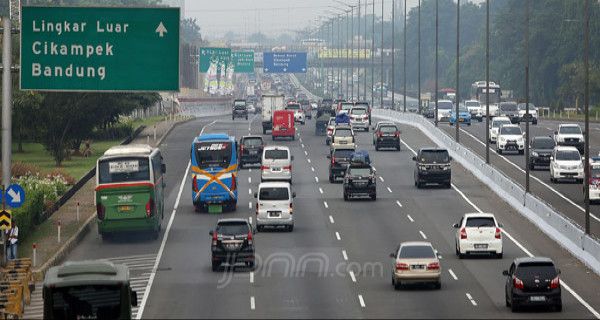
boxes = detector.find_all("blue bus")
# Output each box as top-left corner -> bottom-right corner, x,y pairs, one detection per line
191,133 -> 238,212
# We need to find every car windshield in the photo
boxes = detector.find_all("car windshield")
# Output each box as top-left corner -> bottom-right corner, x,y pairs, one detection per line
556,150 -> 581,161
334,149 -> 355,159
532,138 -> 555,149
216,221 -> 249,236
335,129 -> 352,137
243,137 -> 262,147
349,167 -> 371,176
465,102 -> 480,107
465,217 -> 496,228
455,107 -> 469,113
234,101 -> 246,107
420,150 -> 450,163
399,245 -> 436,259
518,103 -> 536,110
380,126 -> 397,133
437,101 -> 453,110
286,104 -> 300,110
493,120 -> 511,128
500,127 -> 522,135
98,157 -> 150,184
259,187 -> 289,201
265,149 -> 288,160
328,119 -> 336,125
515,262 -> 557,278
559,126 -> 582,134
195,142 -> 232,169
500,103 -> 518,111
351,108 -> 367,115
341,103 -> 354,110
592,167 -> 600,178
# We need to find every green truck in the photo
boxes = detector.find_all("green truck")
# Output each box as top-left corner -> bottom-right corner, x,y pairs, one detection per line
96,144 -> 166,240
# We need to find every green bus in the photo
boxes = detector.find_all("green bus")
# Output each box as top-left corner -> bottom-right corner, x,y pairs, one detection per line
96,144 -> 166,240
43,260 -> 138,319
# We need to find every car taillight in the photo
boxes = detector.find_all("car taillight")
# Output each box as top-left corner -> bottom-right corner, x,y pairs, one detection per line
261,165 -> 269,171
283,165 -> 292,171
394,131 -> 400,137
363,115 -> 368,120
550,276 -> 560,289
377,131 -> 383,138
240,145 -> 244,154
146,198 -> 154,217
192,175 -> 198,192
212,231 -> 218,246
331,156 -> 336,164
460,227 -> 467,239
247,231 -> 253,245
513,276 -> 524,289
231,175 -> 237,191
290,202 -> 293,214
96,203 -> 105,220
256,202 -> 259,214
395,262 -> 409,271
495,227 -> 502,239
427,262 -> 440,270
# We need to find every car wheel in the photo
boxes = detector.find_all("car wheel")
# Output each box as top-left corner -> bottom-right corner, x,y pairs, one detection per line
496,252 -> 503,259
550,177 -> 555,183
247,260 -> 255,270
510,298 -> 519,312
365,127 -> 369,132
468,123 -> 471,126
434,281 -> 442,290
257,225 -> 263,232
263,128 -> 267,134
287,225 -> 294,232
239,162 -> 244,169
212,261 -> 220,272
555,301 -> 562,312
371,194 -> 377,201
518,150 -> 524,155
232,116 -> 235,121
100,232 -> 111,242
393,277 -> 401,290
506,296 -> 510,307
578,178 -> 584,184
445,181 -> 452,189
343,192 -> 349,201
292,135 -> 295,141
375,145 -> 379,151
326,140 -> 330,146
529,163 -> 534,170
152,228 -> 160,240
497,148 -> 502,155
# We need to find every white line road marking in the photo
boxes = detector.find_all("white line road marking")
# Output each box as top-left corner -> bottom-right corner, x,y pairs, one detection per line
358,295 -> 366,308
349,271 -> 357,283
379,176 -> 384,182
249,202 -> 252,209
319,187 -> 324,194
249,216 -> 252,225
371,165 -> 377,171
451,184 -> 483,213
250,296 -> 255,310
315,176 -> 319,183
396,200 -> 403,207
311,167 -> 315,172
250,272 -> 254,284
304,150 -> 308,156
307,158 -> 312,163
466,293 -> 477,306
448,269 -> 458,280
407,214 -> 414,222
342,250 -> 348,261
419,231 -> 427,239
136,161 -> 191,319
248,177 -> 251,183
329,215 -> 335,224
249,188 -> 252,195
249,168 -> 252,173
335,232 -> 341,240
387,187 -> 393,193
299,138 -> 303,142
324,201 -> 329,208
302,143 -> 305,148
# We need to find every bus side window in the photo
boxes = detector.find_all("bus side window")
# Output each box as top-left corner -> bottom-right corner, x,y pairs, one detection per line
152,155 -> 162,183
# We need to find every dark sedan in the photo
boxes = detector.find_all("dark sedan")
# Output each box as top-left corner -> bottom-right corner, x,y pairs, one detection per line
529,136 -> 555,170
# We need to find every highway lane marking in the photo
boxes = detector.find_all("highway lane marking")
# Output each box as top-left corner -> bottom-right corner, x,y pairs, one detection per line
301,143 -> 305,148
250,296 -> 255,310
329,215 -> 335,224
335,232 -> 341,240
387,187 -> 393,193
311,167 -> 315,172
315,176 -> 319,183
396,200 -> 403,207
250,272 -> 254,284
200,120 -> 218,135
349,270 -> 357,283
248,177 -> 251,184
448,269 -> 458,280
342,250 -> 348,261
451,184 -> 484,213
358,294 -> 366,308
319,187 -> 324,194
249,202 -> 252,209
249,168 -> 252,173
465,293 -> 477,306
458,126 -> 600,223
406,214 -> 414,222
324,201 -> 329,208
304,150 -> 308,156
136,160 -> 191,319
379,176 -> 385,182
419,231 -> 427,239
307,158 -> 312,163
249,188 -> 252,195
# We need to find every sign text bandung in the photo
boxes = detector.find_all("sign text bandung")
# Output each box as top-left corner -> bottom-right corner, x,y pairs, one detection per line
263,52 -> 307,73
20,6 -> 180,91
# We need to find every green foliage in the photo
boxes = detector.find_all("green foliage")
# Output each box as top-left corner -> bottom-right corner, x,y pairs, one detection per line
12,189 -> 45,242
181,18 -> 203,46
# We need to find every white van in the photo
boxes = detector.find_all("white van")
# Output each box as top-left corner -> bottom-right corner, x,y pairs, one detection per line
261,146 -> 293,183
254,182 -> 295,232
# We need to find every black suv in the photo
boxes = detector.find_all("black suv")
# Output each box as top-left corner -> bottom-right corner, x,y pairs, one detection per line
328,148 -> 355,183
497,102 -> 520,124
528,136 -> 555,170
503,257 -> 562,312
232,99 -> 248,120
373,123 -> 401,151
413,148 -> 452,188
239,136 -> 264,168
210,219 -> 256,271
343,162 -> 377,201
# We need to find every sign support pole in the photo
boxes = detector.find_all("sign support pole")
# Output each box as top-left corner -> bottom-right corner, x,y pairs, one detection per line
1,12 -> 13,267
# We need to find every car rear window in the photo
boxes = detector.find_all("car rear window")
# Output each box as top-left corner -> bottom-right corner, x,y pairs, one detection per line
419,150 -> 450,163
286,104 -> 300,110
259,187 -> 289,201
380,126 -> 397,133
437,101 -> 453,110
98,157 -> 150,184
334,149 -> 355,159
500,126 -> 522,135
500,103 -> 518,111
349,167 -> 371,176
328,119 -> 336,125
515,262 -> 557,278
559,126 -> 582,134
335,129 -> 352,137
532,138 -> 555,149
243,137 -> 262,147
216,221 -> 249,236
265,149 -> 288,160
399,245 -> 436,259
351,108 -> 367,115
492,120 -> 511,128
465,217 -> 496,227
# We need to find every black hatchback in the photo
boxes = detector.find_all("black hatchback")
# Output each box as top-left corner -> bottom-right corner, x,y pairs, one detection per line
210,219 -> 256,271
232,99 -> 248,120
529,136 -> 555,170
503,257 -> 562,312
239,135 -> 264,168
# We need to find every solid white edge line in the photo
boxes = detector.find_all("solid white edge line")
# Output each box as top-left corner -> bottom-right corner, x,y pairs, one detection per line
349,270 -> 357,283
419,230 -> 427,240
342,250 -> 348,261
248,188 -> 252,195
396,200 -> 403,207
358,294 -> 366,308
407,214 -> 414,222
448,269 -> 458,280
136,161 -> 191,319
329,215 -> 335,224
335,231 -> 341,240
250,296 -> 255,310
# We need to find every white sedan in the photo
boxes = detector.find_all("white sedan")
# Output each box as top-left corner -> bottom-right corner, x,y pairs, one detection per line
453,213 -> 503,259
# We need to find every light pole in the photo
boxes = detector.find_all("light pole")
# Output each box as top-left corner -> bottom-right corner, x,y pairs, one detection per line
584,0 -> 591,235
403,0 -> 407,113
347,10 -> 351,99
364,0 -> 368,101
351,5 -> 356,100
371,0 -> 375,108
435,0 -> 439,127
357,0 -> 361,100
381,0 -> 384,110
485,0 -> 490,164
418,0 -> 421,114
455,0 -> 461,142
525,0 -> 530,192
391,0 -> 395,110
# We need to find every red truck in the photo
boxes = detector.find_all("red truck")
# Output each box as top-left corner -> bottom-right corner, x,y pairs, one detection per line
272,109 -> 295,140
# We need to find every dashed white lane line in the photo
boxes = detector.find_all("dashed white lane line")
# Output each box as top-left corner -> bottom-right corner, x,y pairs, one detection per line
311,167 -> 315,172
248,177 -> 251,184
335,232 -> 341,240
324,201 -> 329,208
386,187 -> 393,193
250,296 -> 255,310
250,272 -> 254,284
249,202 -> 252,209
379,176 -> 384,182
371,165 -> 377,171
329,215 -> 335,224
349,270 -> 357,283
358,295 -> 366,308
307,158 -> 312,163
342,250 -> 348,261
249,217 -> 252,225
304,150 -> 308,156
448,269 -> 458,280
249,168 -> 252,173
406,214 -> 414,222
319,187 -> 324,194
315,176 -> 319,183
396,200 -> 403,207
466,293 -> 477,306
248,188 -> 252,195
301,143 -> 305,148
419,231 -> 428,240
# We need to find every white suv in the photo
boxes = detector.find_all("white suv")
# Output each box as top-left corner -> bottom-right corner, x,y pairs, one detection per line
550,146 -> 584,183
261,146 -> 293,183
349,106 -> 370,131
496,124 -> 525,155
255,182 -> 295,232
453,213 -> 503,259
554,124 -> 584,154
464,100 -> 482,122
285,103 -> 305,125
331,126 -> 355,148
488,116 -> 511,143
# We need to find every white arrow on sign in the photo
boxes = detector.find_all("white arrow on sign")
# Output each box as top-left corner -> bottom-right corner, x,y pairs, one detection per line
283,68 -> 287,72
7,189 -> 21,204
155,22 -> 168,37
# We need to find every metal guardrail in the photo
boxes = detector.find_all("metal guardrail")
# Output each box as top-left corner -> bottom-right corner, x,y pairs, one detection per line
179,103 -> 232,118
374,108 -> 600,276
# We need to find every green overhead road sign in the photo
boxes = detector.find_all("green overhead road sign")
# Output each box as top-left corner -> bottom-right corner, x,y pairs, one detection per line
231,51 -> 255,73
20,6 -> 180,91
199,47 -> 231,73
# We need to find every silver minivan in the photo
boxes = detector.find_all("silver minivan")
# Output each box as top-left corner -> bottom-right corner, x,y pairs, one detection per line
261,146 -> 293,183
255,182 -> 295,232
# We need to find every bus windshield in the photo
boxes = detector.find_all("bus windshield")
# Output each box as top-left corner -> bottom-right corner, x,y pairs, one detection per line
195,142 -> 232,169
48,285 -> 123,319
98,157 -> 150,184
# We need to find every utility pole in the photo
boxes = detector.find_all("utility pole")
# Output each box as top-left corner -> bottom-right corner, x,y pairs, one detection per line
434,0 -> 439,126
380,0 -> 384,110
403,0 -> 407,113
455,0 -> 460,142
417,0 -> 421,114
338,15 -> 342,98
351,5 -> 355,100
363,0 -> 368,101
1,9 -> 13,265
346,10 -> 350,99
525,0 -> 531,193
485,0 -> 490,164
584,0 -> 591,235
357,0 -> 361,100
371,0 -> 375,108
391,0 -> 395,110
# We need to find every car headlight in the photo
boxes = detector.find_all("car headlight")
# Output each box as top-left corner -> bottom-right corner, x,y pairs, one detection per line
419,165 -> 428,170
499,137 -> 506,143
531,151 -> 539,157
578,163 -> 584,169
442,165 -> 450,171
517,137 -> 524,142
